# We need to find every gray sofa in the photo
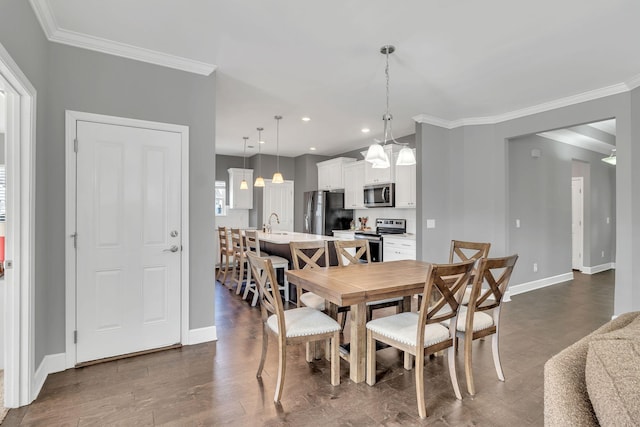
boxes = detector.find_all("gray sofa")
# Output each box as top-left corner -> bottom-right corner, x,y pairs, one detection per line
544,311 -> 640,426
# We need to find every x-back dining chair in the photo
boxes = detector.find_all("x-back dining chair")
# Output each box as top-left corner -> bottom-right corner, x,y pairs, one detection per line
449,240 -> 491,304
366,259 -> 476,419
447,254 -> 518,395
244,230 -> 290,306
216,226 -> 233,284
289,240 -> 329,311
230,228 -> 249,295
333,239 -> 403,322
247,252 -> 340,403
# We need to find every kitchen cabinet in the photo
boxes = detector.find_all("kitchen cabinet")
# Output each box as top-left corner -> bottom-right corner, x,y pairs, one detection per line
343,161 -> 365,209
228,168 -> 253,209
394,149 -> 417,208
317,157 -> 356,190
383,237 -> 416,261
364,145 -> 395,185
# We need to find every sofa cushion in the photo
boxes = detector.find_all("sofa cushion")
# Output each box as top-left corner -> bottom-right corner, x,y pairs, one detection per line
585,317 -> 640,427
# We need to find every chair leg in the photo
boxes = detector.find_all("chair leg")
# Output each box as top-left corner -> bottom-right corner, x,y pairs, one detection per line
235,259 -> 245,295
242,278 -> 252,300
331,332 -> 340,386
257,326 -> 269,378
464,332 -> 476,395
415,350 -> 427,419
448,347 -> 462,400
251,288 -> 260,307
283,266 -> 289,303
305,342 -> 313,363
274,339 -> 287,403
492,333 -> 505,381
366,330 -> 376,386
404,351 -> 413,370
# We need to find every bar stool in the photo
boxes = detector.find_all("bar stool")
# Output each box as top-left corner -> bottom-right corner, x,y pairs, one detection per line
216,226 -> 233,284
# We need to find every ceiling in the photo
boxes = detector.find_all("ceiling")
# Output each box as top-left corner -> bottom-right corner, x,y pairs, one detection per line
537,119 -> 616,155
30,0 -> 640,158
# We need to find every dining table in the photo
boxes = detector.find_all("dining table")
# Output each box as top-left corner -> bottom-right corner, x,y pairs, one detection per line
285,259 -> 431,383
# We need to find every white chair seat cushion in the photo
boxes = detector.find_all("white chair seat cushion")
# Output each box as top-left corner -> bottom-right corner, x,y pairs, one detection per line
366,297 -> 403,306
265,255 -> 288,268
300,292 -> 325,311
267,307 -> 340,338
366,312 -> 451,348
440,307 -> 494,332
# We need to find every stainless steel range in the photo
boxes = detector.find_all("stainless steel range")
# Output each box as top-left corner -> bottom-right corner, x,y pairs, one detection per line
354,218 -> 406,262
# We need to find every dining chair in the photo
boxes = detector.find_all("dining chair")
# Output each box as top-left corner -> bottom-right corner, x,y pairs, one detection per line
449,240 -> 491,304
289,241 -> 330,311
247,252 -> 340,403
244,230 -> 290,306
230,228 -> 249,294
333,239 -> 403,322
216,226 -> 234,285
366,259 -> 476,419
445,254 -> 518,395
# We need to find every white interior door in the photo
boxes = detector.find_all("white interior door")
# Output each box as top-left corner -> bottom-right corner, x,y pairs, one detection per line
75,121 -> 182,363
263,179 -> 294,232
572,177 -> 584,271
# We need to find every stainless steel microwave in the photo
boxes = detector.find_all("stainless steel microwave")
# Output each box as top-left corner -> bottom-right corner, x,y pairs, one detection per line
363,183 -> 395,208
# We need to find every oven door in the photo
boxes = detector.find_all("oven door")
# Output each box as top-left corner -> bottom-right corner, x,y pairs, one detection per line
354,234 -> 383,262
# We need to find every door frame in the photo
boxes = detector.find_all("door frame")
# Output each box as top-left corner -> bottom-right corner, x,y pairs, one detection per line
0,42 -> 36,407
571,176 -> 584,271
64,111 -> 190,368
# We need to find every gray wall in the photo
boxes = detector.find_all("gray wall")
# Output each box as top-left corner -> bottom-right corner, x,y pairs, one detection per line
1,0 -> 216,367
293,154 -> 330,231
508,134 -> 615,284
0,133 -> 5,164
416,91 -> 636,315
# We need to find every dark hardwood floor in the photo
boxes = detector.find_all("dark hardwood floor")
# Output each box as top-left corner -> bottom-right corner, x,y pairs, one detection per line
4,270 -> 614,426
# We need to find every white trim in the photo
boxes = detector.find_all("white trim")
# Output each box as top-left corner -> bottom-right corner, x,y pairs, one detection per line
0,41 -> 37,408
29,0 -> 216,76
507,272 -> 574,298
581,262 -> 615,275
187,326 -> 217,345
413,74 -> 640,129
32,353 -> 65,401
65,111 -> 190,369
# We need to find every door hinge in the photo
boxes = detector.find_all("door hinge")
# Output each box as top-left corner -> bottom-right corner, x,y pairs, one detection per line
71,232 -> 78,249
73,330 -> 78,344
74,138 -> 78,153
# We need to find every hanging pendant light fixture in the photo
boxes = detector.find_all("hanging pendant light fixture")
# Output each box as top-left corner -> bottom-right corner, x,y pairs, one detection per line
601,148 -> 616,165
240,136 -> 249,190
254,127 -> 266,187
365,45 -> 416,168
272,115 -> 284,183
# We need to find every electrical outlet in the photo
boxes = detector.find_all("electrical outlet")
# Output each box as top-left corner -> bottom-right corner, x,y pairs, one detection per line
533,263 -> 538,273
602,250 -> 605,258
516,219 -> 520,228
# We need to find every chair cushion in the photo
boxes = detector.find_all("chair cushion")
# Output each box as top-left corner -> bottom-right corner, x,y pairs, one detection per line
265,255 -> 289,268
300,292 -> 325,311
585,317 -> 640,427
366,312 -> 451,348
267,307 -> 340,338
439,307 -> 494,332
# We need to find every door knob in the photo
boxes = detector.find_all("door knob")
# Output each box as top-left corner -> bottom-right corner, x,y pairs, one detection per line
163,245 -> 179,253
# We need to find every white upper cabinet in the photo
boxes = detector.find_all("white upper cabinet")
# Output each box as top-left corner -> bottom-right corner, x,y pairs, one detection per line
394,149 -> 416,208
364,145 -> 396,185
343,161 -> 365,209
228,168 -> 253,209
317,157 -> 356,191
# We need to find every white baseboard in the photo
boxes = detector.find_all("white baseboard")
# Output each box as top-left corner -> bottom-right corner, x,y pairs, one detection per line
32,353 -> 66,401
186,326 -> 217,345
581,263 -> 615,275
507,272 -> 574,298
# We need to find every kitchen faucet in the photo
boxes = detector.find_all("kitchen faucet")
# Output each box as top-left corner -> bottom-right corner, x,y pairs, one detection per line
266,212 -> 280,233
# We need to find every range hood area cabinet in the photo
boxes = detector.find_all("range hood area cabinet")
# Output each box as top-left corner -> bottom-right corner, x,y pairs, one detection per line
394,149 -> 416,208
228,168 -> 253,209
343,161 -> 366,209
317,157 -> 356,191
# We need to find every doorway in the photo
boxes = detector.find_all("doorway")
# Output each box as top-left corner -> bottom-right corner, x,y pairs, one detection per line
263,179 -> 294,232
65,111 -> 190,367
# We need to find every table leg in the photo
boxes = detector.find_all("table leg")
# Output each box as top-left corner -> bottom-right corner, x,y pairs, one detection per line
402,295 -> 412,313
349,302 -> 366,383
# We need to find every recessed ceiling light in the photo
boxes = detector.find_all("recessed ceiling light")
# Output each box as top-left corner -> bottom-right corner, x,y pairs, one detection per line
310,147 -> 316,151
361,128 -> 370,133
302,117 -> 311,122
259,140 -> 265,144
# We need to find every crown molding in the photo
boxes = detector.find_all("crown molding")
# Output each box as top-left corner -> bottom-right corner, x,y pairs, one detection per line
414,73 -> 640,129
29,0 -> 216,76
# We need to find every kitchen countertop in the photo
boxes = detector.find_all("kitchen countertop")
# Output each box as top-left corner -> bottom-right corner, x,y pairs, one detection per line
382,233 -> 416,241
256,231 -> 337,245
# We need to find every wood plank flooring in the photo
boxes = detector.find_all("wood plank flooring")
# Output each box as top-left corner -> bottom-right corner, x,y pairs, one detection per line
4,270 -> 614,426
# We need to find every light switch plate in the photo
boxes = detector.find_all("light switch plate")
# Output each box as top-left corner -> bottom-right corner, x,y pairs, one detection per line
426,219 -> 436,229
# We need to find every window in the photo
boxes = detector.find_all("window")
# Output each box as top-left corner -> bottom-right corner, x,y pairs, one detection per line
215,180 -> 226,216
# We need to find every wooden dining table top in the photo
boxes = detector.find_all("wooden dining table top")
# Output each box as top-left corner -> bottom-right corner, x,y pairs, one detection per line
285,259 -> 431,306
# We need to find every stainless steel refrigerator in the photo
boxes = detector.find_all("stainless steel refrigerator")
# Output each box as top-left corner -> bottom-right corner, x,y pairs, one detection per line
303,191 -> 354,236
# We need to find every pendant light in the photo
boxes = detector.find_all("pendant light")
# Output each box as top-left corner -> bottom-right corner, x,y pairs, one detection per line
272,115 -> 284,183
239,136 -> 249,190
601,148 -> 616,165
254,127 -> 266,187
365,45 -> 416,168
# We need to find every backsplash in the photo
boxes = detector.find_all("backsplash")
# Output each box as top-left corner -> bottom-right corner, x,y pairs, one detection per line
353,208 -> 416,234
